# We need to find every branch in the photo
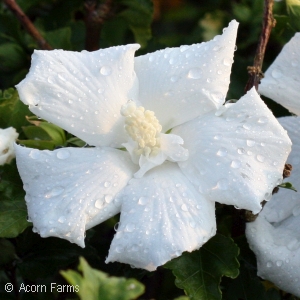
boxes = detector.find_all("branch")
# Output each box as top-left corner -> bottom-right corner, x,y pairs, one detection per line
3,0 -> 52,50
244,0 -> 276,92
84,0 -> 114,51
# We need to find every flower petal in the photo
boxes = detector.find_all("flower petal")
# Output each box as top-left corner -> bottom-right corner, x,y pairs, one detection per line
106,162 -> 216,271
15,145 -> 137,247
246,213 -> 300,297
259,33 -> 300,115
16,44 -> 140,147
134,20 -> 238,131
262,116 -> 300,223
0,127 -> 18,165
172,88 -> 291,213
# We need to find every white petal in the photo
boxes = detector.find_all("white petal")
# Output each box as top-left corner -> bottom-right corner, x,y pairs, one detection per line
106,162 -> 216,271
172,88 -> 291,213
0,127 -> 18,165
15,145 -> 137,247
246,214 -> 300,297
16,44 -> 140,147
123,134 -> 189,178
259,33 -> 300,115
134,20 -> 238,131
262,116 -> 300,223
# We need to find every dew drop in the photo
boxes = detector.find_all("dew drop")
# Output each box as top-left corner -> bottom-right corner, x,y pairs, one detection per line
100,66 -> 111,76
45,186 -> 64,198
217,178 -> 228,190
231,160 -> 241,169
187,68 -> 202,79
181,204 -> 188,212
29,149 -> 40,159
95,198 -> 103,209
256,154 -> 265,162
58,216 -> 66,223
47,76 -> 55,84
246,140 -> 255,147
56,149 -> 70,160
266,261 -> 273,268
114,222 -> 119,231
223,57 -> 232,66
217,147 -> 228,157
211,92 -> 224,103
271,68 -> 282,79
276,260 -> 283,267
237,148 -> 245,154
116,245 -> 123,253
170,76 -> 178,82
104,181 -> 111,188
58,72 -> 67,81
214,134 -> 222,140
258,116 -> 269,124
125,223 -> 135,232
189,221 -> 196,228
138,197 -> 148,205
104,194 -> 113,203
292,205 -> 300,216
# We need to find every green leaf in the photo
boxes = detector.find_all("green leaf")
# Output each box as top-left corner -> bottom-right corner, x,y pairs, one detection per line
0,239 -> 16,266
286,0 -> 300,31
0,43 -> 28,72
44,27 -> 72,50
165,234 -> 240,300
0,88 -> 32,132
61,257 -> 145,300
278,182 -> 297,192
118,0 -> 153,47
0,162 -> 29,238
18,139 -> 56,150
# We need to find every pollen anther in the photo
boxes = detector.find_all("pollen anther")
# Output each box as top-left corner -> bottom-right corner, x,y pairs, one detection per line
121,101 -> 162,156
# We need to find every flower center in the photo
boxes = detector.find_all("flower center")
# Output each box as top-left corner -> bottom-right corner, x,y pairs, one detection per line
120,101 -> 162,157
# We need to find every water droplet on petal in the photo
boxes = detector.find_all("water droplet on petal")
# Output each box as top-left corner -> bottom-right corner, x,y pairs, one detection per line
292,205 -> 300,216
189,221 -> 196,228
116,245 -> 123,253
45,186 -> 64,198
104,195 -> 113,203
187,68 -> 202,79
56,149 -> 70,160
271,68 -> 282,78
95,198 -> 103,209
29,149 -> 40,159
214,134 -> 222,140
276,260 -> 283,267
217,147 -> 228,157
125,223 -> 135,232
217,178 -> 228,190
231,160 -> 241,169
266,261 -> 273,268
47,76 -> 55,84
104,181 -> 111,188
100,66 -> 111,76
181,204 -> 188,211
114,222 -> 119,231
138,197 -> 148,205
258,116 -> 268,124
58,216 -> 66,223
246,140 -> 255,147
98,88 -> 104,93
223,57 -> 232,66
237,148 -> 245,154
256,154 -> 265,162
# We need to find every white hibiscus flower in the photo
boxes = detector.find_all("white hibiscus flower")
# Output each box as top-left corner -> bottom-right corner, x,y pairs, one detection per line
246,117 -> 300,297
0,127 -> 18,165
15,20 -> 291,271
259,33 -> 300,115
247,33 -> 300,296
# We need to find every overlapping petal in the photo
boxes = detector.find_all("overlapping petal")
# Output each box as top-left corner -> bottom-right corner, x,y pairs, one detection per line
16,44 -> 140,148
246,116 -> 300,297
15,144 -> 137,247
106,162 -> 216,271
135,20 -> 238,131
259,33 -> 300,115
172,88 -> 291,213
0,127 -> 18,165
